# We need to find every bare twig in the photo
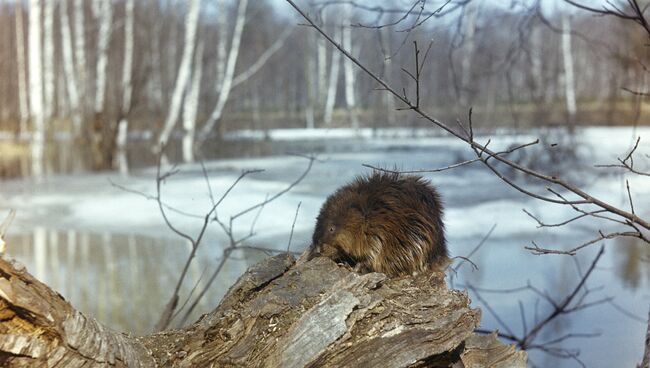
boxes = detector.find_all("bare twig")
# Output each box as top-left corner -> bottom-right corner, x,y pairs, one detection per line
287,0 -> 650,255
473,246 -> 605,362
177,155 -> 316,326
287,202 -> 302,253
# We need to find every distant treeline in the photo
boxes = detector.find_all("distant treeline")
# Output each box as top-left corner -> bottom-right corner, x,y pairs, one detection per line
0,1 -> 647,158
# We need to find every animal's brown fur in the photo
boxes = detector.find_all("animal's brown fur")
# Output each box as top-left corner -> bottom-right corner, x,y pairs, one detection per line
308,172 -> 448,277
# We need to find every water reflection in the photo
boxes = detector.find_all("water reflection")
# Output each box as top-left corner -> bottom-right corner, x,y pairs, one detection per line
616,236 -> 650,289
5,228 -> 267,335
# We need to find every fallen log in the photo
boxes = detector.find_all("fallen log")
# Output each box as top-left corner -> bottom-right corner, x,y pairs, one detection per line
0,250 -> 526,367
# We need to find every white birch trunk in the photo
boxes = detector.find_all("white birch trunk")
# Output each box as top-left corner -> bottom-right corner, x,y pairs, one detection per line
323,26 -> 342,126
199,0 -> 248,138
60,0 -> 82,133
459,1 -> 478,106
379,26 -> 396,127
342,5 -> 359,130
93,0 -> 113,113
561,13 -> 577,128
43,0 -> 55,119
231,27 -> 292,89
182,42 -> 204,163
115,0 -> 134,174
157,0 -> 201,148
305,32 -> 316,129
530,25 -> 543,101
148,0 -> 163,110
317,38 -> 328,104
215,0 -> 227,92
73,0 -> 86,114
28,0 -> 45,177
317,12 -> 328,104
15,6 -> 29,136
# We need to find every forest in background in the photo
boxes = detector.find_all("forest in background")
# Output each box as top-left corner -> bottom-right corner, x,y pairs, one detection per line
0,0 -> 649,175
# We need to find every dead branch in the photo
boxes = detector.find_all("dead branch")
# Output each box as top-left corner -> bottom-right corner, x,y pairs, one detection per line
472,246 -> 606,364
284,0 -> 650,257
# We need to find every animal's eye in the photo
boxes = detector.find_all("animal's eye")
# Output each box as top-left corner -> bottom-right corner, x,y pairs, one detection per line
328,225 -> 335,233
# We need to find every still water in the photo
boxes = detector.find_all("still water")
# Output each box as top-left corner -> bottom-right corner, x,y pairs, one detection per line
1,127 -> 649,367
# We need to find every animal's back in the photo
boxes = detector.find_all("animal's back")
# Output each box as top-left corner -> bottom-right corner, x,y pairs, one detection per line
309,172 -> 447,276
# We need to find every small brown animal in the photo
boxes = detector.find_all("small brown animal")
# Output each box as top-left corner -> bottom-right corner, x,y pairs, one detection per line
308,172 -> 448,277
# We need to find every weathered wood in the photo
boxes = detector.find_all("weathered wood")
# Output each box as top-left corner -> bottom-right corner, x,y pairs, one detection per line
0,250 -> 526,367
0,254 -> 155,367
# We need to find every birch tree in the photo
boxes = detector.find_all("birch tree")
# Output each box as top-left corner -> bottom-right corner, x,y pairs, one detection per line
182,42 -> 204,163
342,4 -> 359,130
73,0 -> 86,117
379,26 -> 396,127
115,0 -> 134,174
215,0 -> 227,92
28,0 -> 44,177
458,1 -> 479,106
93,0 -> 113,114
15,5 -> 29,136
199,0 -> 249,138
305,32 -> 316,129
317,12 -> 328,105
530,25 -> 544,102
60,0 -> 82,133
157,0 -> 201,148
323,26 -> 342,126
561,12 -> 577,130
43,0 -> 55,119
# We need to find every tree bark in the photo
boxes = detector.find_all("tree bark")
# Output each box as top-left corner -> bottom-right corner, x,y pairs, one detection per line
200,0 -> 249,139
342,4 -> 359,130
561,13 -> 577,131
93,0 -> 113,114
157,0 -> 201,148
0,250 -> 526,367
323,26 -> 341,126
182,41 -> 204,163
115,0 -> 135,175
14,5 -> 29,137
60,0 -> 83,137
73,0 -> 86,120
42,0 -> 55,120
28,0 -> 44,178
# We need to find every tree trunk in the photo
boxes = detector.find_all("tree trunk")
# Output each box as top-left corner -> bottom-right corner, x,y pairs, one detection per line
42,0 -> 55,120
73,0 -> 86,121
15,5 -> 29,137
215,0 -> 227,93
60,0 -> 82,136
115,0 -> 135,174
458,0 -> 478,106
157,0 -> 201,148
323,26 -> 342,126
182,41 -> 204,163
305,32 -> 316,129
200,0 -> 249,139
342,5 -> 359,130
93,0 -> 113,114
0,250 -> 526,367
28,0 -> 44,178
561,13 -> 577,131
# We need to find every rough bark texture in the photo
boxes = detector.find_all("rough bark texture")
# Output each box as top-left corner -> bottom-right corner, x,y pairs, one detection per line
0,251 -> 526,367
